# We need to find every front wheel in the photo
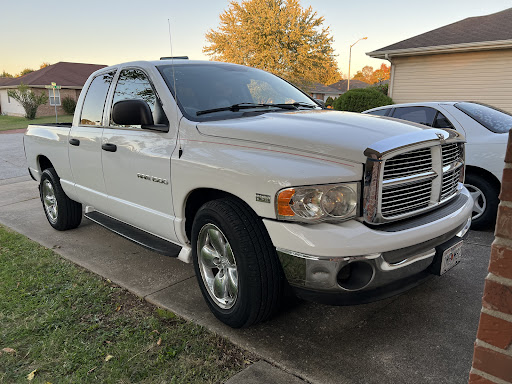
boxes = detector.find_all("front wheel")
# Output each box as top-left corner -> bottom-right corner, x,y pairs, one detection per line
40,168 -> 82,231
464,173 -> 499,230
192,198 -> 282,328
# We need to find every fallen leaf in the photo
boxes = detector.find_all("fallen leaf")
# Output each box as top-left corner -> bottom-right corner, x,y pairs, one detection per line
157,338 -> 162,346
106,279 -> 112,284
151,330 -> 160,334
2,348 -> 16,354
27,369 -> 37,381
105,355 -> 113,362
116,305 -> 122,312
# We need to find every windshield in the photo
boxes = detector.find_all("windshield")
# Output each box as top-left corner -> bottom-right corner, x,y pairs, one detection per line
157,63 -> 319,121
454,102 -> 512,134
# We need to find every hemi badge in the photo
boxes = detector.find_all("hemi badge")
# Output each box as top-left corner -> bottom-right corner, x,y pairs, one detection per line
256,193 -> 271,203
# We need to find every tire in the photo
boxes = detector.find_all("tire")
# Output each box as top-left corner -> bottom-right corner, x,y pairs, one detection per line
191,198 -> 282,328
464,173 -> 499,230
40,168 -> 82,231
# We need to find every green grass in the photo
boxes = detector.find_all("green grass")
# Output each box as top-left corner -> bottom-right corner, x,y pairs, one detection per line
0,115 -> 73,131
0,225 -> 253,383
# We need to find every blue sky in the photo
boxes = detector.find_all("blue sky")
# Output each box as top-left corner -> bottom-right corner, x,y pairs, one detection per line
1,0 -> 510,78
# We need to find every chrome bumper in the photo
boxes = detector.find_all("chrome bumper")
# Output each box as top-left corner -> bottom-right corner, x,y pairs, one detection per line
277,216 -> 471,296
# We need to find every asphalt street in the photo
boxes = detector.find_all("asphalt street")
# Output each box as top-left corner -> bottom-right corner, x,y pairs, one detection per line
0,131 -> 492,383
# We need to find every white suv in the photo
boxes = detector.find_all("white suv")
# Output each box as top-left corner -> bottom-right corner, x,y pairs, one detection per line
364,102 -> 512,229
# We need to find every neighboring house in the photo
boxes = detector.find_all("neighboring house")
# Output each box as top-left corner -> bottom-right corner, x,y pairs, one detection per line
328,79 -> 371,93
307,82 -> 342,102
0,62 -> 106,117
367,7 -> 512,113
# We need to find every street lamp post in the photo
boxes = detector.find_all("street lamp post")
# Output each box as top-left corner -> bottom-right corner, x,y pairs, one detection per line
347,37 -> 367,91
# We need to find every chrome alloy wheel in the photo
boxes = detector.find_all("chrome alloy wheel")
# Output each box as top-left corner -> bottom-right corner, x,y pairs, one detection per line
465,183 -> 486,220
42,179 -> 58,223
197,223 -> 239,309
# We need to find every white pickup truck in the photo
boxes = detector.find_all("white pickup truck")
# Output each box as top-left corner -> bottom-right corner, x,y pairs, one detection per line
24,59 -> 473,328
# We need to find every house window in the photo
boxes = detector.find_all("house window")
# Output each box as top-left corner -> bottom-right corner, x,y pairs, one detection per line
49,89 -> 61,106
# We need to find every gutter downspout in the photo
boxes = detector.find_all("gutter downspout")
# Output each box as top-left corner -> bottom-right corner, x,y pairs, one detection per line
385,53 -> 395,100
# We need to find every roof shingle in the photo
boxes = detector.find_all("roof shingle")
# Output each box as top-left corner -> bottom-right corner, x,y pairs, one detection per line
369,7 -> 512,54
0,62 -> 106,88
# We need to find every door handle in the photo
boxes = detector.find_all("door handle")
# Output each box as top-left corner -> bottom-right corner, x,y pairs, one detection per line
102,143 -> 117,152
69,138 -> 80,146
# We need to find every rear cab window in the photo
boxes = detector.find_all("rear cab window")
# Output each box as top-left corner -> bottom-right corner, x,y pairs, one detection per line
80,72 -> 115,126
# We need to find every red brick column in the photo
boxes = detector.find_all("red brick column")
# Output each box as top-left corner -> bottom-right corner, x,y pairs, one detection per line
469,131 -> 512,384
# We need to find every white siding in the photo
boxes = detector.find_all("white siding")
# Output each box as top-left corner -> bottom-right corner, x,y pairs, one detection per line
0,89 -> 25,116
390,49 -> 512,113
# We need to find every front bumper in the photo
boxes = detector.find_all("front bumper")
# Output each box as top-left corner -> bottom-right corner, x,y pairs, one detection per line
264,187 -> 472,304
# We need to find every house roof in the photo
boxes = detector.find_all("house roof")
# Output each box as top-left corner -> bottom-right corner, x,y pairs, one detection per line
0,62 -> 106,89
328,79 -> 370,93
368,7 -> 512,58
309,82 -> 342,95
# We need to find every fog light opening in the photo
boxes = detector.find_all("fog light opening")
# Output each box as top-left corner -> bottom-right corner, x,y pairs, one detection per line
337,261 -> 374,291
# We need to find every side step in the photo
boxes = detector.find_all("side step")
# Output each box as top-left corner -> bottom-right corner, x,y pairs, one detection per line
85,211 -> 182,257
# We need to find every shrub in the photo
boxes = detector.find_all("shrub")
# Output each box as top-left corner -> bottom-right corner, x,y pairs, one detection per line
61,96 -> 77,115
7,83 -> 48,119
325,96 -> 334,107
371,83 -> 389,96
333,88 -> 393,113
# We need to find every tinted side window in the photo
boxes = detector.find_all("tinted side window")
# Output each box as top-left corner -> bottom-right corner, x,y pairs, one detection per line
433,111 -> 454,129
366,108 -> 390,116
111,69 -> 157,128
392,107 -> 437,126
80,72 -> 115,126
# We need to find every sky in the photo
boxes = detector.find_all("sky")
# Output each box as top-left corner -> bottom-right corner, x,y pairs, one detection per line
1,0 -> 510,79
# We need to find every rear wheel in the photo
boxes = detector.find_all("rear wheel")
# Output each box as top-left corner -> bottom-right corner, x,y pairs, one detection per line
40,168 -> 82,230
464,173 -> 499,230
192,198 -> 282,328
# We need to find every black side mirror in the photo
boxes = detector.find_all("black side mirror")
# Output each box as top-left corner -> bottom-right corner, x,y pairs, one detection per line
112,99 -> 169,132
112,99 -> 154,125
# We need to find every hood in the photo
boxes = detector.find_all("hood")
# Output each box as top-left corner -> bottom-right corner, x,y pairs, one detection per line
196,110 -> 432,163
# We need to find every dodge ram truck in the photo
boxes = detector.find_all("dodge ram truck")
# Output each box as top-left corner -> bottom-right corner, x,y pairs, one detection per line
24,59 -> 473,328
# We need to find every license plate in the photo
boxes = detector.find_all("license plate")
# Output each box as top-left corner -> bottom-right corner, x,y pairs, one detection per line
439,240 -> 463,275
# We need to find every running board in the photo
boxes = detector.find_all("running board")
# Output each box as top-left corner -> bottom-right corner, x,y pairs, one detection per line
85,211 -> 182,257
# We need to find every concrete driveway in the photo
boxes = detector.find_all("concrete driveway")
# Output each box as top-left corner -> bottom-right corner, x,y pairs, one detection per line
0,132 -> 492,383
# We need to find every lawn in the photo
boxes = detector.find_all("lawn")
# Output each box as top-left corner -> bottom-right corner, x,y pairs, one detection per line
0,225 -> 253,383
0,115 -> 73,132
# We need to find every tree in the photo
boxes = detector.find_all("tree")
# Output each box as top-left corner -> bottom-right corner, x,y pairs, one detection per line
353,65 -> 375,84
203,0 -> 341,88
1,70 -> 13,78
373,63 -> 390,84
352,63 -> 390,84
7,83 -> 48,119
17,68 -> 35,77
40,62 -> 51,69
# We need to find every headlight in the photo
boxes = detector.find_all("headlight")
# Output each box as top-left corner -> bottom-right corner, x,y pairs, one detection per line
276,183 -> 359,223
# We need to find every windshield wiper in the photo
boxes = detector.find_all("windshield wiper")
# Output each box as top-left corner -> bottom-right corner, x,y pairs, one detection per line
196,102 -> 318,116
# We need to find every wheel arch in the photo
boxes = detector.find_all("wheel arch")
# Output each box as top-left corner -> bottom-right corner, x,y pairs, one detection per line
465,165 -> 501,191
183,188 -> 260,243
37,155 -> 55,174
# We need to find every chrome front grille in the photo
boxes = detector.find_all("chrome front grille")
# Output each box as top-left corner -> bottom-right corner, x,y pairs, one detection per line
363,131 -> 465,224
383,147 -> 432,181
381,179 -> 432,217
441,167 -> 462,201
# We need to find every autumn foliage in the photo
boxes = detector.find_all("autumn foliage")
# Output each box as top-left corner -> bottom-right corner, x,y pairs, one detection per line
352,63 -> 390,84
203,0 -> 341,88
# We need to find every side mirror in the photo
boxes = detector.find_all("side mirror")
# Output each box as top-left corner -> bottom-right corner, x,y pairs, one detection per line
112,99 -> 154,126
112,99 -> 169,132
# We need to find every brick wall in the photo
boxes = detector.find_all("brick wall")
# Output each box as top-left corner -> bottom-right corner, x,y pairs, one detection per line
34,88 -> 81,117
469,131 -> 512,383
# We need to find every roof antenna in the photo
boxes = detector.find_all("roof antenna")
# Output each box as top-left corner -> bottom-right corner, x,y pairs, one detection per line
168,18 -> 182,157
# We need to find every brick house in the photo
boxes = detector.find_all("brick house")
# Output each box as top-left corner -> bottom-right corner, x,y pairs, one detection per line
0,62 -> 106,117
308,82 -> 342,102
367,7 -> 512,113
